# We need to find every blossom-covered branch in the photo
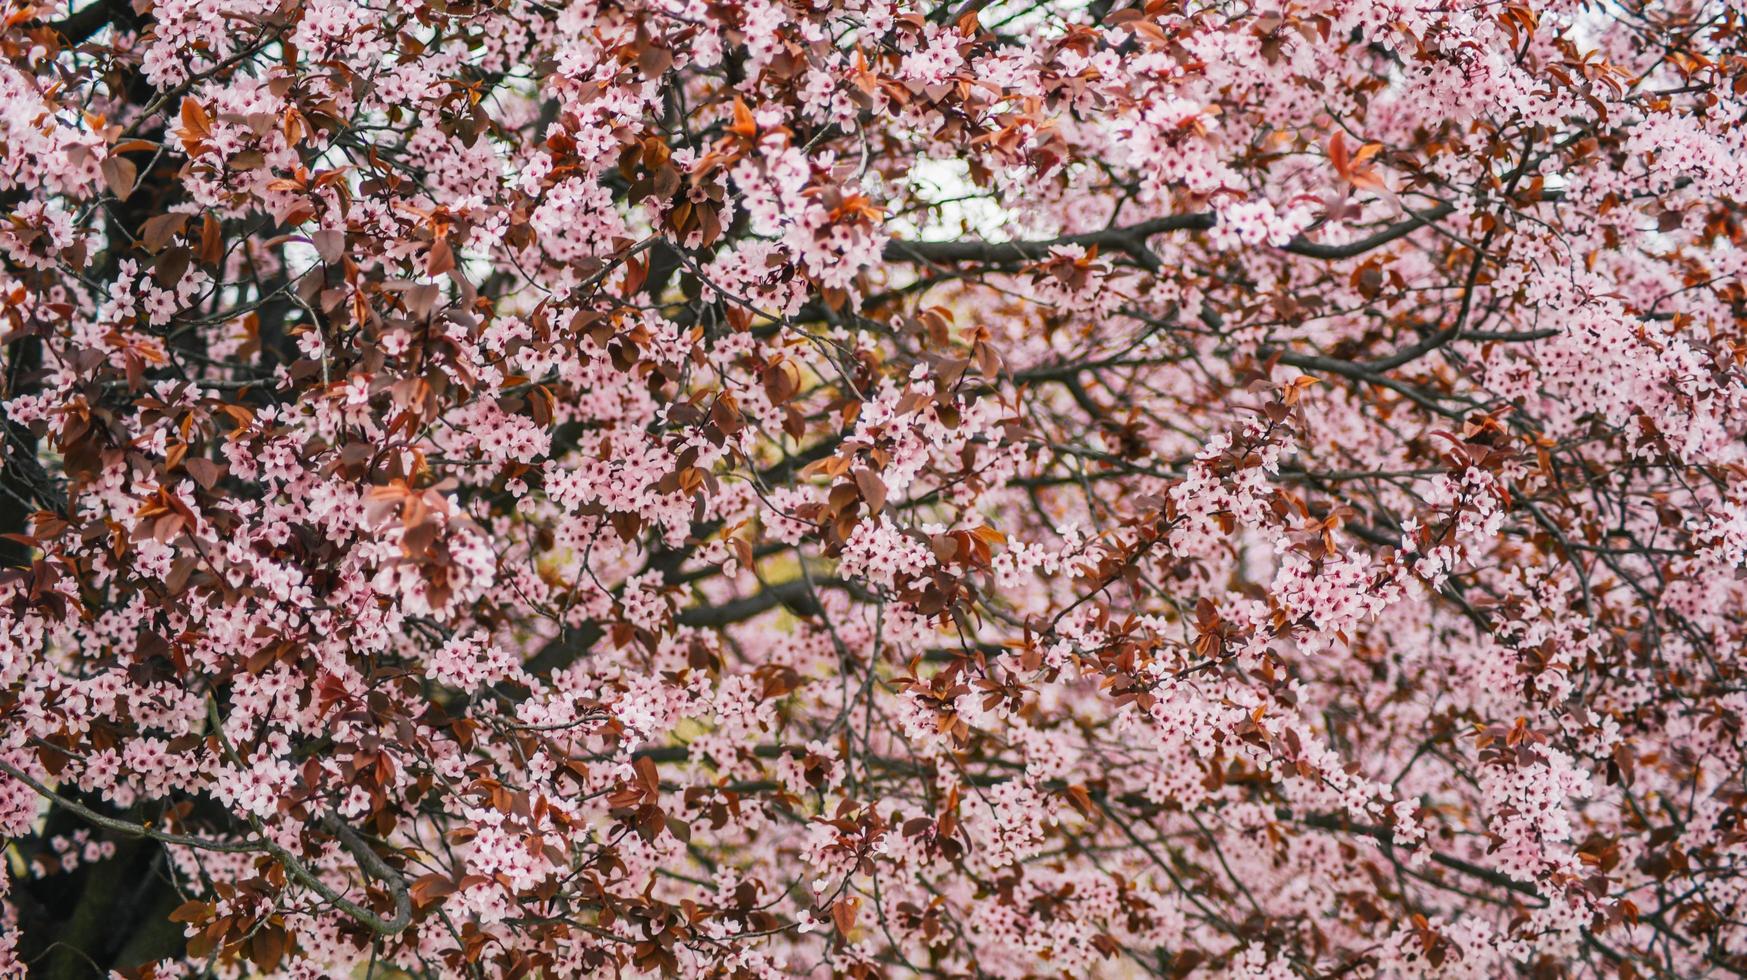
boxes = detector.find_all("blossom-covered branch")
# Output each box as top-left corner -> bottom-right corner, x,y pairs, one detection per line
2,0 -> 1746,976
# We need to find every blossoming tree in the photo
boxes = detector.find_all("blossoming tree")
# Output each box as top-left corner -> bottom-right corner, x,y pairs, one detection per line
2,0 -> 1746,974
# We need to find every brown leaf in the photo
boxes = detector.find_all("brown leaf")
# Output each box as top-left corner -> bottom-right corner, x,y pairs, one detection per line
165,554 -> 197,594
832,896 -> 860,935
153,246 -> 191,288
310,228 -> 346,264
180,98 -> 213,141
528,384 -> 554,428
1328,130 -> 1349,177
184,456 -> 224,490
425,237 -> 455,277
101,156 -> 137,201
168,900 -> 212,924
634,755 -> 660,797
140,212 -> 191,253
854,468 -> 886,514
639,43 -> 673,77
410,873 -> 458,909
249,925 -> 286,973
665,814 -> 691,843
729,98 -> 757,139
198,214 -> 224,266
